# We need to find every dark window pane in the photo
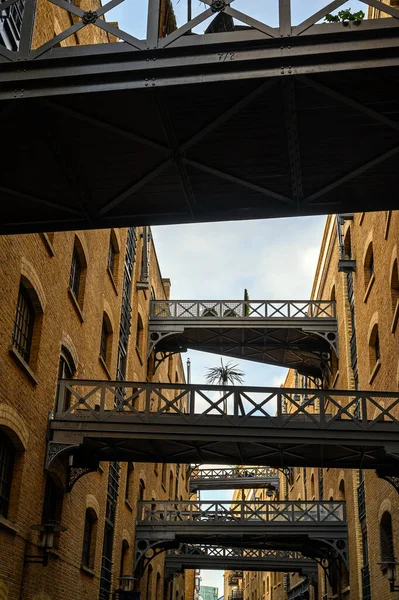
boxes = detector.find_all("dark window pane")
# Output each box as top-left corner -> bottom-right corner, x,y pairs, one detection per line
108,239 -> 115,275
69,247 -> 81,301
0,432 -> 15,518
12,284 -> 34,363
82,511 -> 94,567
100,320 -> 108,362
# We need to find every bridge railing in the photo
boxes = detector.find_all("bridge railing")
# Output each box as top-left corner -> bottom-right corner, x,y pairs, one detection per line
54,380 -> 399,432
167,546 -> 310,560
191,466 -> 278,480
3,0 -> 399,59
137,500 -> 346,523
150,300 -> 336,319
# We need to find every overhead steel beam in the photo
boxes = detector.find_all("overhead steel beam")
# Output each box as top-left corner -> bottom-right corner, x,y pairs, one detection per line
190,466 -> 280,492
47,380 -> 399,475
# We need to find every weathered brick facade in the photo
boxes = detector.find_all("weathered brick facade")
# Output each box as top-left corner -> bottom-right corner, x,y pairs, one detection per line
0,227 -> 192,600
234,210 -> 399,600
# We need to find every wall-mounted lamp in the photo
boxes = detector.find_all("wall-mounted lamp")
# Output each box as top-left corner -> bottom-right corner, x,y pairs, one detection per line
378,561 -> 399,592
115,576 -> 140,599
26,521 -> 67,565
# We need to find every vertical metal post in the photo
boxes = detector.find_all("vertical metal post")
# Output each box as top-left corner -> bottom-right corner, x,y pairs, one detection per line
19,0 -> 37,58
279,0 -> 291,37
187,358 -> 191,384
147,0 -> 161,48
188,0 -> 192,22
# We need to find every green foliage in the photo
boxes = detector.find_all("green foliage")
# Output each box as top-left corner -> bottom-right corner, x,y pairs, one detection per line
324,8 -> 365,23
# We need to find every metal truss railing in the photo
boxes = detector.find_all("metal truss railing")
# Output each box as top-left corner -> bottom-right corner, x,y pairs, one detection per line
54,380 -> 399,432
137,500 -> 346,523
191,466 -> 278,480
168,546 -> 309,561
2,0 -> 399,60
150,300 -> 336,319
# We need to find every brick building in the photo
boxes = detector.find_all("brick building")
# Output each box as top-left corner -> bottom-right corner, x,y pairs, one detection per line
231,210 -> 399,600
0,226 -> 193,600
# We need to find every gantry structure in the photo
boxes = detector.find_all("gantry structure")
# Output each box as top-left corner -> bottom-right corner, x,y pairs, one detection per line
2,1 -> 399,233
164,546 -> 317,579
189,467 -> 280,493
149,299 -> 337,378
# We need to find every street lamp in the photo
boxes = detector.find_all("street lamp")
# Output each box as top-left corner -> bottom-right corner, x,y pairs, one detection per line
378,561 -> 399,592
26,521 -> 67,565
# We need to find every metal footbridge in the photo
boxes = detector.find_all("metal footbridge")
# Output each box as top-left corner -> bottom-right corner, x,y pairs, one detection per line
2,1 -> 399,233
134,499 -> 348,571
189,466 -> 280,493
149,299 -> 337,378
47,380 -> 399,483
164,545 -> 317,577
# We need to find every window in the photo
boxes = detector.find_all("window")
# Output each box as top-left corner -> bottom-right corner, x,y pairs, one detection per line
138,479 -> 145,520
391,260 -> 399,329
100,315 -> 112,366
136,313 -> 144,356
125,462 -> 134,504
12,284 -> 34,363
58,348 -> 76,412
0,0 -> 25,51
380,511 -> 395,562
42,475 -> 64,548
369,323 -> 381,373
364,243 -> 375,290
70,246 -> 82,301
108,237 -> 116,276
82,508 -> 97,569
169,471 -> 174,499
0,431 -> 15,518
120,539 -> 129,577
69,237 -> 87,311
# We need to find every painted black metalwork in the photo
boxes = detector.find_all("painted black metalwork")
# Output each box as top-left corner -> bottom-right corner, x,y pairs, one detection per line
2,2 -> 399,233
190,466 -> 280,493
48,380 -> 399,474
134,499 -> 348,574
149,299 -> 337,378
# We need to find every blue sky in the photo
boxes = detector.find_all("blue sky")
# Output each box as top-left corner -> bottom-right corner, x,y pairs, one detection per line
106,0 -> 368,39
100,0 -> 367,593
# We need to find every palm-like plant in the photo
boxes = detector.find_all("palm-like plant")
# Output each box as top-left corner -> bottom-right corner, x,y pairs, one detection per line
205,358 -> 244,386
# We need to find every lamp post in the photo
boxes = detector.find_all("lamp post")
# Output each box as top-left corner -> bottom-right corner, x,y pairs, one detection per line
378,561 -> 399,592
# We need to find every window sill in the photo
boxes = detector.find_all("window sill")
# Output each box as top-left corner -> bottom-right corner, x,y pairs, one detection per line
107,267 -> 118,295
125,499 -> 133,512
68,288 -> 84,323
9,346 -> 38,385
369,360 -> 381,385
40,233 -> 55,257
363,273 -> 375,303
391,300 -> 399,334
80,564 -> 95,577
0,515 -> 18,534
99,355 -> 112,380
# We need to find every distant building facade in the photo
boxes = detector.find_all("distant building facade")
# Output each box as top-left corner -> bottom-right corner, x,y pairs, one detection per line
200,585 -> 219,600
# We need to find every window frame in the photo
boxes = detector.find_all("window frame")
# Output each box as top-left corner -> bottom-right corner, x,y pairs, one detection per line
69,246 -> 82,302
0,431 -> 15,519
12,284 -> 35,364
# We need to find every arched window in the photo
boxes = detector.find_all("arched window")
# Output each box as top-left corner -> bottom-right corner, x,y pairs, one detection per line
42,475 -> 64,548
0,430 -> 15,518
12,284 -> 35,364
100,313 -> 113,367
169,472 -> 174,500
138,478 -> 145,520
364,242 -> 375,291
136,313 -> 144,357
58,347 -> 76,412
69,237 -> 87,310
369,323 -> 381,372
82,508 -> 97,569
155,573 -> 161,600
147,564 -> 153,600
380,511 -> 395,562
120,539 -> 129,577
107,230 -> 120,284
125,462 -> 134,504
391,259 -> 399,328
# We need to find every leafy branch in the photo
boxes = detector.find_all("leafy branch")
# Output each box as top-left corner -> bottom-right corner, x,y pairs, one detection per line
324,9 -> 365,23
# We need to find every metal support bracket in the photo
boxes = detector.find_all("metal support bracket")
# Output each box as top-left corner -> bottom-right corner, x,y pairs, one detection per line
45,441 -> 79,470
67,465 -> 98,492
148,329 -> 185,357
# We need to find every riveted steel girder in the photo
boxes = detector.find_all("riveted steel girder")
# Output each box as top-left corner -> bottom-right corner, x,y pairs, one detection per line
189,466 -> 280,493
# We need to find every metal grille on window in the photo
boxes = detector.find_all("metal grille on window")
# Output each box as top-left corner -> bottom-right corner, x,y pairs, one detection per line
69,247 -> 81,300
12,284 -> 34,363
0,432 -> 14,518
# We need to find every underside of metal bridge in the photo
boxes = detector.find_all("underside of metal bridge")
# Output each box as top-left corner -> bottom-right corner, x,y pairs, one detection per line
1,0 -> 399,233
164,545 -> 316,576
189,467 -> 280,493
47,381 -> 399,489
150,300 -> 337,378
134,500 -> 348,574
